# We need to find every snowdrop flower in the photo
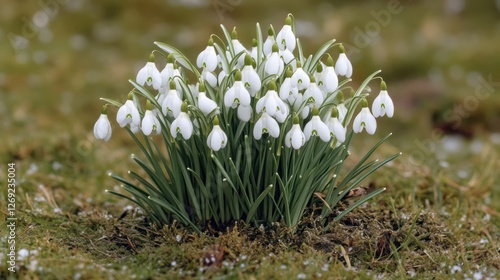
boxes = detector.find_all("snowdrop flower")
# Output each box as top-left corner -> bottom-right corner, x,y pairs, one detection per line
263,26 -> 276,56
241,54 -> 261,97
94,106 -> 112,141
142,101 -> 161,136
201,68 -> 218,88
335,44 -> 353,78
237,105 -> 252,122
137,53 -> 162,90
314,63 -> 325,91
197,83 -> 217,116
372,80 -> 394,118
116,92 -> 140,128
290,61 -> 310,90
224,69 -> 251,109
265,43 -> 284,76
353,99 -> 377,134
285,116 -> 306,150
207,116 -> 227,151
256,80 -> 288,122
323,55 -> 339,93
170,102 -> 193,140
303,76 -> 324,108
250,38 -> 260,62
253,112 -> 280,140
160,54 -> 175,90
230,28 -> 247,67
276,15 -> 296,51
304,107 -> 330,142
161,81 -> 182,117
196,37 -> 218,72
280,49 -> 295,69
279,68 -> 299,104
325,107 -> 346,144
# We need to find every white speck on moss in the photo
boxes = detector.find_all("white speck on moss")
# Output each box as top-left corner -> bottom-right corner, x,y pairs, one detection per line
297,273 -> 306,279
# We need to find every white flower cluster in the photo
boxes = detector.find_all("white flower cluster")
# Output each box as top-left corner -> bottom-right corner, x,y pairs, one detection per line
94,15 -> 394,152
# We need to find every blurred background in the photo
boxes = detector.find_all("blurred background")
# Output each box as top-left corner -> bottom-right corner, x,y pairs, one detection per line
1,0 -> 500,199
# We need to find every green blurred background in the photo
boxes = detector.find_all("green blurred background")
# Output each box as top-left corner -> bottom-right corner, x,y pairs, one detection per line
1,0 -> 500,176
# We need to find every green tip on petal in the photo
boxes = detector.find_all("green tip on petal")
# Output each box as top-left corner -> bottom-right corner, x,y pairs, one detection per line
234,69 -> 242,81
198,82 -> 205,92
148,53 -> 155,62
285,67 -> 293,78
293,115 -> 299,124
127,91 -> 134,100
267,25 -> 274,36
284,15 -> 292,26
381,80 -> 387,90
267,80 -> 277,91
361,98 -> 368,108
272,43 -> 279,53
312,106 -> 319,116
231,27 -> 238,39
331,106 -> 339,118
213,115 -> 220,126
208,37 -> 214,46
309,75 -> 316,83
326,54 -> 334,66
252,59 -> 256,68
244,54 -> 252,66
339,44 -> 345,53
101,105 -> 108,114
146,100 -> 153,111
169,80 -> 176,90
181,101 -> 188,112
167,53 -> 175,63
252,38 -> 258,47
316,63 -> 323,72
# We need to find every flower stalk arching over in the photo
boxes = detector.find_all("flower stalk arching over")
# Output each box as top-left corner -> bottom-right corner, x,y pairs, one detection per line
93,14 -> 400,233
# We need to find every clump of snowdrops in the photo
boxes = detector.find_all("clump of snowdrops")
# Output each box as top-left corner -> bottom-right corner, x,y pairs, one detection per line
94,14 -> 400,233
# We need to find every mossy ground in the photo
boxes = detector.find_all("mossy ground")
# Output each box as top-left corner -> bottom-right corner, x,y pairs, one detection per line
1,0 -> 500,279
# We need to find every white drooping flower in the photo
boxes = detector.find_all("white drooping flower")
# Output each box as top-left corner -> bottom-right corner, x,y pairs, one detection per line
201,68 -> 218,88
196,38 -> 218,72
353,99 -> 377,135
237,105 -> 252,122
276,15 -> 296,51
335,44 -> 353,78
314,62 -> 325,91
224,70 -> 251,109
263,26 -> 276,56
253,113 -> 280,140
304,107 -> 330,142
325,107 -> 346,144
197,83 -> 217,116
372,81 -> 394,118
136,53 -> 162,90
303,76 -> 324,108
170,102 -> 193,140
256,81 -> 289,122
241,54 -> 261,97
285,117 -> 306,150
279,68 -> 299,104
160,53 -> 175,90
265,44 -> 284,76
230,29 -> 247,67
141,101 -> 161,136
323,55 -> 339,93
116,93 -> 141,128
161,81 -> 183,117
290,61 -> 310,90
207,117 -> 227,151
94,106 -> 112,141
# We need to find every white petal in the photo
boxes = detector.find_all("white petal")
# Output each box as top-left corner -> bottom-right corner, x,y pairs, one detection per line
141,111 -> 154,136
237,105 -> 252,122
263,36 -> 275,56
202,69 -> 218,88
178,114 -> 193,140
253,118 -> 263,140
291,68 -> 310,90
224,87 -> 235,108
116,105 -> 129,127
385,95 -> 394,118
267,116 -> 280,138
303,122 -> 312,141
335,53 -> 353,78
136,66 -> 148,86
276,25 -> 296,51
364,109 -> 377,135
94,114 -> 112,141
291,126 -> 305,150
317,121 -> 331,142
198,92 -> 217,115
323,67 -> 338,93
265,53 -> 284,75
372,94 -> 383,118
